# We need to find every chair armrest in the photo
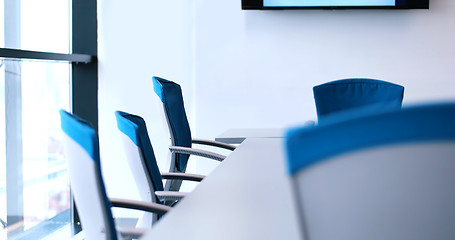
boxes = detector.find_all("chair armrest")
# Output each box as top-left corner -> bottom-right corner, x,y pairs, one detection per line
169,146 -> 226,162
110,198 -> 170,215
161,172 -> 205,182
155,191 -> 188,202
117,226 -> 148,239
192,138 -> 236,151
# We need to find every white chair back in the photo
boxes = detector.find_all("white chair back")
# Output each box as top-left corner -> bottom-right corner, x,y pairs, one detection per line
60,110 -> 120,240
294,142 -> 455,240
286,103 -> 455,240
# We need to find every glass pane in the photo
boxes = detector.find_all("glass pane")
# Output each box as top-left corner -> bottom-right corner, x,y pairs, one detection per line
22,60 -> 71,225
20,0 -> 71,53
0,60 -> 6,237
0,0 -> 4,48
1,0 -> 71,53
0,59 -> 72,239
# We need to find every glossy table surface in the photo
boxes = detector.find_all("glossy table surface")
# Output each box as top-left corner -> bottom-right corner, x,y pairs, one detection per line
141,138 -> 302,240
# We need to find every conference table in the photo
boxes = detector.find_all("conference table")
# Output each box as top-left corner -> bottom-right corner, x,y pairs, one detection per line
141,136 -> 302,240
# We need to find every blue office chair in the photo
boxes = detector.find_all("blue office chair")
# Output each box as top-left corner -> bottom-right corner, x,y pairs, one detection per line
115,111 -> 204,210
60,110 -> 170,240
152,76 -> 236,191
285,103 -> 455,240
313,78 -> 404,120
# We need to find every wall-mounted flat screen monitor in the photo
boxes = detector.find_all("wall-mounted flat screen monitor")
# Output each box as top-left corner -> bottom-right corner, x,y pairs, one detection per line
242,0 -> 429,9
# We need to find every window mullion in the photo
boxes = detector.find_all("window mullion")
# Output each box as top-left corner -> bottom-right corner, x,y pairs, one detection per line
4,0 -> 24,227
4,61 -> 23,227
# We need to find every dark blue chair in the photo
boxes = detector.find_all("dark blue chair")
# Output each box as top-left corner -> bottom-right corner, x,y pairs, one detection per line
115,111 -> 204,210
152,76 -> 236,191
60,110 -> 170,240
285,103 -> 455,240
313,78 -> 404,121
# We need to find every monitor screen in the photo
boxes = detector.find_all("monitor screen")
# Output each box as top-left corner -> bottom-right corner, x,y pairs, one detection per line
242,0 -> 429,9
264,0 -> 395,7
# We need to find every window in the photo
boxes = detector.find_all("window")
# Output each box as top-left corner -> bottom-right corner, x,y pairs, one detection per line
0,0 -> 97,238
0,59 -> 72,239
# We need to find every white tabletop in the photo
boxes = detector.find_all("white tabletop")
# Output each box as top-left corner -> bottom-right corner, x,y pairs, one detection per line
215,128 -> 285,144
141,138 -> 302,240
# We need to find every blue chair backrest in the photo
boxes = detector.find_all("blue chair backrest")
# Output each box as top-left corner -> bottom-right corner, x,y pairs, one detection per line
285,103 -> 455,240
60,110 -> 119,240
313,78 -> 404,119
115,111 -> 164,197
115,111 -> 164,227
152,76 -> 192,173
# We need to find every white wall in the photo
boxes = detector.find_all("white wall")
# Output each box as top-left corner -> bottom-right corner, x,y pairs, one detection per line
97,0 -> 195,202
98,0 -> 455,202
